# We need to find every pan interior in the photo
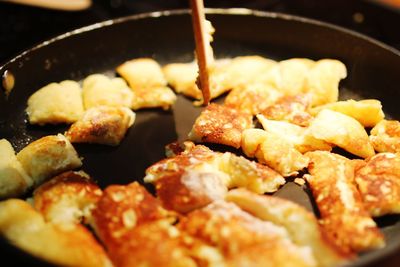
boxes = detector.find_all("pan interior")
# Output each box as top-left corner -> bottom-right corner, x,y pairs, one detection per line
1,9 -> 400,267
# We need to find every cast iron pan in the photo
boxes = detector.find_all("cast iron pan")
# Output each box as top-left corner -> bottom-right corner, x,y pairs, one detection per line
1,8 -> 400,267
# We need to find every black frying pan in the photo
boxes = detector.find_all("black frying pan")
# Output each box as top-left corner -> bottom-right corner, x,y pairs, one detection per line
1,9 -> 400,267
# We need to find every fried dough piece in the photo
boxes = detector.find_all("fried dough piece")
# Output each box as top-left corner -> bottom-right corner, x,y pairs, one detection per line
0,199 -> 112,267
82,74 -> 134,109
226,189 -> 347,267
260,93 -> 314,126
26,80 -> 84,125
189,104 -> 253,148
91,182 -> 199,267
0,139 -> 32,199
130,85 -> 177,110
178,200 -> 316,267
306,151 -> 385,254
262,58 -> 315,96
117,58 -> 167,89
355,153 -> 400,217
33,171 -> 102,225
305,59 -> 347,106
241,129 -> 309,176
218,55 -> 277,90
256,115 -> 331,153
309,109 -> 375,158
370,120 -> 400,153
16,134 -> 82,186
164,56 -> 276,101
224,83 -> 283,115
65,106 -> 135,146
117,58 -> 176,110
311,99 -> 384,127
145,142 -> 284,213
163,62 -> 202,99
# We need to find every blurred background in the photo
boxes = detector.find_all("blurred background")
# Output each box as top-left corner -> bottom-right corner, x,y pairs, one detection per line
1,0 -> 400,64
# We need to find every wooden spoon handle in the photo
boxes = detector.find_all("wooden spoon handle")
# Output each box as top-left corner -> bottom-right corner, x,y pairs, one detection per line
190,0 -> 213,105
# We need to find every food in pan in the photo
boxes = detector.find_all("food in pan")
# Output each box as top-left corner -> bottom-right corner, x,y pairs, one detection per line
82,74 -> 134,109
306,151 -> 385,255
225,189 -> 345,267
26,80 -> 84,125
0,199 -> 112,267
369,119 -> 400,153
259,93 -> 313,126
65,105 -> 135,146
3,52 -> 400,267
224,83 -> 283,115
310,99 -> 384,127
308,109 -> 375,158
116,58 -> 176,110
0,139 -> 32,199
256,114 -> 331,153
33,170 -> 102,225
355,153 -> 400,217
144,141 -> 285,213
241,128 -> 309,176
16,134 -> 82,186
188,103 -> 253,148
163,56 -> 276,102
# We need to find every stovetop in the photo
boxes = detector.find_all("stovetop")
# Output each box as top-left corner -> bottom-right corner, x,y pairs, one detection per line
1,0 -> 400,64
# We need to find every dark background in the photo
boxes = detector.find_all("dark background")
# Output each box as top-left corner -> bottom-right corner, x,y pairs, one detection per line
1,0 -> 400,266
1,0 -> 400,64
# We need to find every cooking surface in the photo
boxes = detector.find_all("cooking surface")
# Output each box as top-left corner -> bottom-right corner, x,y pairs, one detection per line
1,2 -> 400,267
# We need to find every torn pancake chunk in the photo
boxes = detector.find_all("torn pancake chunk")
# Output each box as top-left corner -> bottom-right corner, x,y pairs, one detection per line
26,80 -> 84,125
260,93 -> 313,127
305,59 -> 347,106
91,182 -> 198,267
33,171 -> 102,225
355,153 -> 400,217
65,106 -> 135,146
226,189 -> 347,267
0,139 -> 32,199
16,134 -> 82,186
370,119 -> 400,153
145,142 -> 284,213
311,99 -> 384,128
117,58 -> 176,110
178,200 -> 316,267
117,58 -> 167,89
189,103 -> 253,148
257,115 -> 331,153
82,74 -> 134,109
241,129 -> 309,176
163,56 -> 276,101
0,199 -> 112,267
262,58 -> 315,96
309,109 -> 375,158
306,151 -> 385,254
224,83 -> 283,115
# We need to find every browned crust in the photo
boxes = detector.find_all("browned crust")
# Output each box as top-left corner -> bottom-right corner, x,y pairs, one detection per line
190,104 -> 253,148
261,93 -> 313,127
355,153 -> 400,217
33,171 -> 101,224
306,151 -> 385,255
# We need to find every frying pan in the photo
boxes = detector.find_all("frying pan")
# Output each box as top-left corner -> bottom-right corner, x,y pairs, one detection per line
1,8 -> 400,267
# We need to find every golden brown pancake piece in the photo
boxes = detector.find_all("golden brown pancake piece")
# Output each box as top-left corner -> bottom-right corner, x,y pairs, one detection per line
189,103 -> 253,148
306,151 -> 384,255
355,153 -> 400,217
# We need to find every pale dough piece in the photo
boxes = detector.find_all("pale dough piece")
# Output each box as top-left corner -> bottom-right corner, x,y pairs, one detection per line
26,80 -> 84,125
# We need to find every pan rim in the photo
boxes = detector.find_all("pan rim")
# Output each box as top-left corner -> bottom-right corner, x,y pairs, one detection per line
1,7 -> 400,71
1,7 -> 400,267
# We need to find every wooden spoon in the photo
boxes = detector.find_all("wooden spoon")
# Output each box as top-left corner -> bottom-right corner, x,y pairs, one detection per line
190,0 -> 214,105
